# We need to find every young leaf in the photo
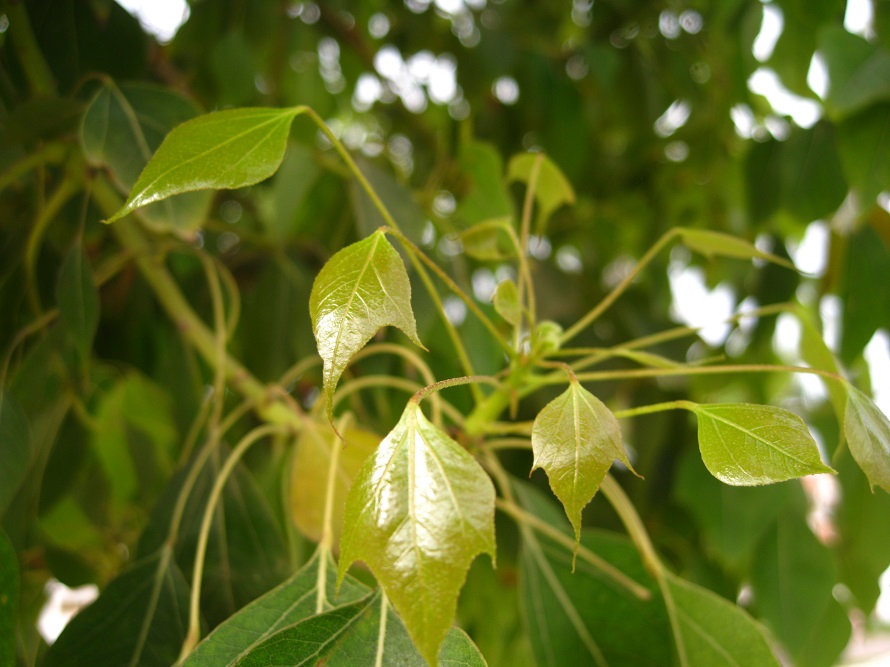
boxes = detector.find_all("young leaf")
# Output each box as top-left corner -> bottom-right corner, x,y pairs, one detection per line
492,278 -> 522,326
232,590 -> 486,667
507,153 -> 575,234
44,547 -> 191,667
0,393 -> 31,517
531,381 -> 635,553
106,107 -> 301,222
338,402 -> 496,665
0,528 -> 17,666
844,385 -> 890,492
310,231 -> 424,417
688,403 -> 835,485
678,229 -> 795,270
663,571 -> 780,666
56,246 -> 99,364
458,217 -> 517,260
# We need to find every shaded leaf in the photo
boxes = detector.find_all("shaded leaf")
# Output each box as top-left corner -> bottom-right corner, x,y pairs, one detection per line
688,403 -> 835,485
837,102 -> 890,206
184,548 -> 369,665
351,156 -> 428,243
338,402 -> 496,665
44,547 -> 191,667
531,381 -> 635,551
56,246 -> 99,363
838,224 -> 890,362
107,107 -> 301,222
234,590 -> 486,667
456,141 -> 513,227
0,393 -> 31,518
778,122 -> 848,223
492,278 -> 522,326
820,26 -> 890,120
663,570 -> 779,666
678,229 -> 794,269
0,528 -> 17,667
507,152 -> 575,234
289,420 -> 378,545
844,384 -> 890,492
310,231 -> 424,417
458,217 -> 517,261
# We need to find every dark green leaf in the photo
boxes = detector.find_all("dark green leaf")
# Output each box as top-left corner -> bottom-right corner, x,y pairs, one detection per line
778,122 -> 848,223
820,26 -> 890,120
844,384 -> 890,492
0,393 -> 31,518
664,571 -> 780,666
492,278 -> 522,326
338,402 -> 496,665
106,107 -> 301,222
55,246 -> 99,363
531,381 -> 635,551
507,152 -> 575,234
0,528 -> 17,667
309,231 -> 424,417
837,102 -> 890,206
688,403 -> 835,485
45,547 -> 191,667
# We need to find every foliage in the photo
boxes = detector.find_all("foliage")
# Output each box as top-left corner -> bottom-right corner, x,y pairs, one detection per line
2,1 -> 890,665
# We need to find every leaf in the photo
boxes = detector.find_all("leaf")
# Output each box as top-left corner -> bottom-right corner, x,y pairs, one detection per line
515,483 -> 672,667
0,528 -> 17,667
309,230 -> 424,417
663,570 -> 780,666
838,101 -> 890,208
820,26 -> 890,120
184,548 -> 369,665
80,80 -> 212,232
106,106 -> 302,222
778,122 -> 848,223
688,403 -> 835,485
492,278 -> 522,326
458,217 -> 517,261
456,141 -> 513,227
507,152 -> 575,234
838,224 -> 890,362
55,246 -> 99,364
797,307 -> 847,426
678,229 -> 795,270
44,547 -> 191,667
289,419 -> 378,545
0,393 -> 31,518
351,156 -> 428,243
531,381 -> 635,552
338,402 -> 496,665
233,590 -> 486,667
844,385 -> 890,492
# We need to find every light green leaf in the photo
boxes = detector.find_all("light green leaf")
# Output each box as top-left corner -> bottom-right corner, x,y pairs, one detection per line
663,571 -> 780,666
184,548 -> 369,665
44,547 -> 191,667
820,26 -> 890,120
0,528 -> 17,667
688,403 -> 835,485
56,246 -> 99,364
233,590 -> 486,667
797,307 -> 847,426
309,231 -> 424,417
0,393 -> 31,517
844,385 -> 890,492
458,217 -> 517,261
678,229 -> 795,270
106,106 -> 301,222
492,279 -> 522,326
338,402 -> 496,665
531,381 -> 635,553
507,152 -> 575,234
80,80 -> 212,232
456,141 -> 513,227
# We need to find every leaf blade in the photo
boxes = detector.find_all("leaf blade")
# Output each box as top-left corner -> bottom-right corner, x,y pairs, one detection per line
56,246 -> 99,364
844,385 -> 890,492
0,393 -> 31,518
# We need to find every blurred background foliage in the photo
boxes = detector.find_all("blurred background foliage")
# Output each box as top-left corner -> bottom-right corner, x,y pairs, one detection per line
2,0 -> 890,664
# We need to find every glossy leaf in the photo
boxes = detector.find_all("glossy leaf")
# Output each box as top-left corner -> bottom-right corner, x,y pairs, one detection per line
289,420 -> 378,545
106,106 -> 301,222
0,393 -> 31,517
844,385 -> 890,492
531,381 -> 634,551
678,229 -> 794,269
688,403 -> 835,485
184,548 -> 369,665
507,152 -> 575,234
44,547 -> 191,667
492,278 -> 522,326
310,231 -> 424,417
234,590 -> 486,667
80,80 -> 211,232
0,528 -> 17,666
338,402 -> 496,665
663,571 -> 779,666
55,246 -> 99,363
820,26 -> 890,120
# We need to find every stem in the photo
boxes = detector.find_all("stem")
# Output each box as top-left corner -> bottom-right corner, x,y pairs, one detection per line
6,1 -> 56,95
612,401 -> 692,420
0,142 -> 67,192
316,415 -> 350,613
375,593 -> 389,667
411,374 -> 500,404
561,228 -> 681,344
481,437 -> 532,451
569,363 -> 847,387
516,153 -> 543,336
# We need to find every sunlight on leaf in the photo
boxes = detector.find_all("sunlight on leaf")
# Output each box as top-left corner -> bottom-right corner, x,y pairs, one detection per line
106,107 -> 301,222
310,231 -> 424,418
844,385 -> 890,493
689,403 -> 835,485
507,153 -> 575,234
532,381 -> 635,554
492,278 -> 522,326
338,402 -> 495,665
678,229 -> 795,270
